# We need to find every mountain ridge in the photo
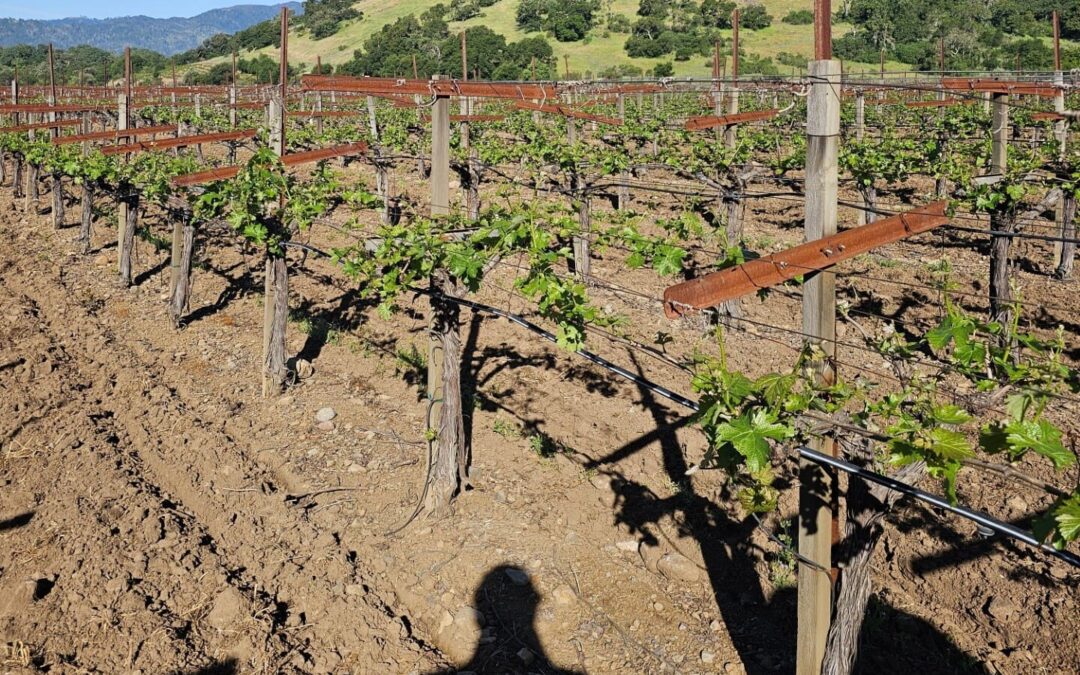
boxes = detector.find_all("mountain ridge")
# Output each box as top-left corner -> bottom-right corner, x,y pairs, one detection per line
0,4 -> 302,55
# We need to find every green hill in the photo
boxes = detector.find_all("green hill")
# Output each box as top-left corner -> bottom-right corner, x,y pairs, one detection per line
180,0 -> 910,80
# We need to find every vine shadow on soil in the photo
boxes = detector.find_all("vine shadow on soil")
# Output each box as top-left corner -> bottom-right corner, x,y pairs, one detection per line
427,564 -> 582,675
581,353 -> 982,674
0,511 -> 33,531
584,352 -> 799,673
173,658 -> 237,675
180,259 -> 256,326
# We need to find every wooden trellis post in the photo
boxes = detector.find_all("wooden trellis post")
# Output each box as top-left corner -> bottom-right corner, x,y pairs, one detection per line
797,1 -> 840,671
724,9 -> 740,149
617,93 -> 628,210
430,74 -> 450,217
47,43 -> 64,229
262,7 -> 290,397
117,47 -> 134,282
855,91 -> 866,226
1052,11 -> 1071,272
11,71 -> 22,200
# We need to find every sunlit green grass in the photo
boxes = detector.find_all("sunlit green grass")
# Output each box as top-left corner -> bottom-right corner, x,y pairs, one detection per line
180,0 -> 912,79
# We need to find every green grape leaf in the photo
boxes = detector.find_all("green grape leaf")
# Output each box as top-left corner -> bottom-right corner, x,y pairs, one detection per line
932,404 -> 972,425
929,428 -> 975,461
714,410 -> 791,473
1005,420 -> 1075,470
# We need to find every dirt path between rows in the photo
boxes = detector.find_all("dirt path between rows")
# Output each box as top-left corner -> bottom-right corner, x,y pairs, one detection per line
1,169 -> 1078,675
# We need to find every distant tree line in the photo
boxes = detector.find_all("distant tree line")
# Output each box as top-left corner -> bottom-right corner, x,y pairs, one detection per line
0,44 -> 167,85
337,4 -> 557,80
835,0 -> 1080,70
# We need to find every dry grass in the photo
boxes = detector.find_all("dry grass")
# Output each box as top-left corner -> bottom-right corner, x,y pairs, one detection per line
1,641 -> 33,668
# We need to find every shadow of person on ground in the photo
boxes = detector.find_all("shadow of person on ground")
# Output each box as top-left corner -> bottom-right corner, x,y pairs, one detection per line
430,564 -> 582,675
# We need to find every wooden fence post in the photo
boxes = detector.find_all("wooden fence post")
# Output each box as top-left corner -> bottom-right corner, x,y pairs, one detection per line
116,90 -> 129,275
617,93 -> 628,210
228,85 -> 238,163
855,91 -> 866,226
567,115 -> 590,279
262,7 -> 290,397
430,75 -> 450,217
10,74 -> 22,199
724,9 -> 740,148
797,49 -> 841,675
991,92 -> 1008,176
988,92 -> 1011,328
1052,12 -> 1068,268
47,43 -> 64,229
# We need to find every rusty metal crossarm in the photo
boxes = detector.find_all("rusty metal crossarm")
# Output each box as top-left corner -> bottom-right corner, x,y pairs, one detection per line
662,201 -> 950,319
100,129 -> 257,156
940,78 -> 1062,97
287,109 -> 363,118
0,104 -> 111,113
905,98 -> 974,109
684,109 -> 779,131
51,124 -> 178,145
171,141 -> 368,188
513,100 -> 622,125
300,75 -> 558,100
0,119 -> 81,133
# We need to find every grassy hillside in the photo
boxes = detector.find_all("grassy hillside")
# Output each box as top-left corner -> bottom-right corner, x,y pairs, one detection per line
182,0 -> 911,79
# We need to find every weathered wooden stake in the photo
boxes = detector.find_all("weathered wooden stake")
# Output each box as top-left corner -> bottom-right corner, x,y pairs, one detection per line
262,9 -> 291,397
116,91 -> 130,275
47,43 -> 64,229
796,31 -> 840,675
430,75 -> 450,217
1052,11 -> 1069,269
617,94 -> 628,210
989,92 -> 1012,328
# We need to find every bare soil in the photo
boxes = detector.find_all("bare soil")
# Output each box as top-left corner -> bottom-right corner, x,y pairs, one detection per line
0,161 -> 1077,675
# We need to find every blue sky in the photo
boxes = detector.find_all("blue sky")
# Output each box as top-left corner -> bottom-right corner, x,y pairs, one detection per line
0,1 -> 285,20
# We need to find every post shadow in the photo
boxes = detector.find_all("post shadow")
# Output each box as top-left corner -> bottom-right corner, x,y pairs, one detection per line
0,511 -> 33,531
588,352 -> 797,673
430,564 -> 582,675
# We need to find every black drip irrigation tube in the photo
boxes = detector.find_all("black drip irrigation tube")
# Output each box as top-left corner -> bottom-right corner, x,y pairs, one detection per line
800,447 -> 1080,569
285,240 -> 1080,570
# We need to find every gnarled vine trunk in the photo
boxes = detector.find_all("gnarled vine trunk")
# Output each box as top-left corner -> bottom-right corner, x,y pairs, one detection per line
25,163 -> 39,211
51,173 -> 64,228
261,251 -> 289,397
423,272 -> 467,517
375,160 -> 390,224
1055,193 -> 1076,280
118,194 -> 138,287
717,180 -> 746,321
466,157 -> 480,221
822,439 -> 925,675
989,189 -> 1062,351
168,215 -> 195,327
988,211 -> 1015,337
78,185 -> 93,254
12,158 -> 24,199
860,184 -> 878,224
